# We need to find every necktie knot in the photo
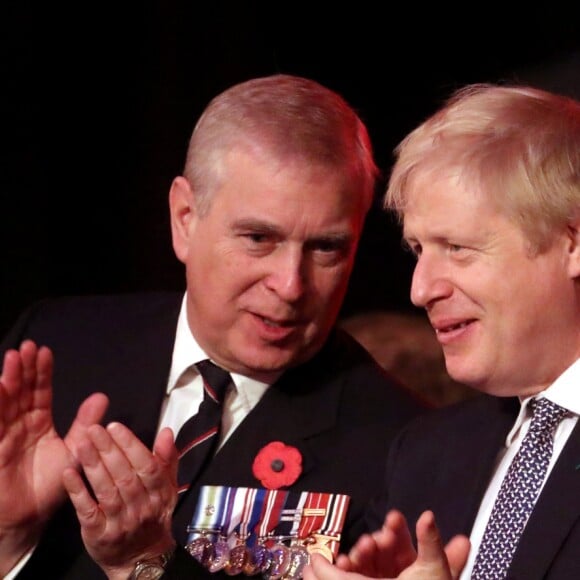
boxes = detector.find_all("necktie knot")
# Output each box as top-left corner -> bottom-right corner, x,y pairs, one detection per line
196,359 -> 231,404
528,397 -> 567,436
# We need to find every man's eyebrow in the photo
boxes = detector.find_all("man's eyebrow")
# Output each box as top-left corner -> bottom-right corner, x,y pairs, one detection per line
313,232 -> 352,243
231,218 -> 279,233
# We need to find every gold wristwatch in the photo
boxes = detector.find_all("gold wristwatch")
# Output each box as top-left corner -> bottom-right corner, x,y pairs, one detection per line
127,548 -> 175,580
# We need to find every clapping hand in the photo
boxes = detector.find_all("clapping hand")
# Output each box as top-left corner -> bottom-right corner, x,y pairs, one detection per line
63,422 -> 179,579
303,510 -> 470,580
0,340 -> 108,574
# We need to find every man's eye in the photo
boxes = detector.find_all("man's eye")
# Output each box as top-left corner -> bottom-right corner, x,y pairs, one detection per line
245,233 -> 269,243
316,241 -> 342,253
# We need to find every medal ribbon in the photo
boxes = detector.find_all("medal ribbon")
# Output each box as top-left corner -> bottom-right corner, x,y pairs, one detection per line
317,493 -> 350,558
186,485 -> 230,543
256,489 -> 289,547
297,491 -> 329,540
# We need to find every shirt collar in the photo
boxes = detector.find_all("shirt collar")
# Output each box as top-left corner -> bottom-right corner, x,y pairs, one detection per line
506,357 -> 580,445
166,294 -> 208,395
166,293 -> 278,398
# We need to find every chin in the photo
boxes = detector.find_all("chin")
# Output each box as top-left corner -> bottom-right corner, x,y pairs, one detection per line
242,344 -> 314,376
445,362 -> 485,392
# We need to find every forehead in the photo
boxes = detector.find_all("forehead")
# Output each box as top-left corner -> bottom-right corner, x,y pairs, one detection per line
401,171 -> 501,237
218,148 -> 365,213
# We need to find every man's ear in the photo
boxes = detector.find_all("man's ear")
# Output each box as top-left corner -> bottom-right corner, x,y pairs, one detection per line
169,176 -> 196,264
566,215 -> 580,279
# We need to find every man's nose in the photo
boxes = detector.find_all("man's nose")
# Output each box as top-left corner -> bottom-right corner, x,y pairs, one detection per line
410,253 -> 453,308
265,248 -> 306,302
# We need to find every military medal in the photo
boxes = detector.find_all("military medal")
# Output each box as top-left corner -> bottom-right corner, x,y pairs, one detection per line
264,492 -> 306,579
304,533 -> 335,563
242,543 -> 267,576
303,492 -> 350,563
207,534 -> 231,572
207,486 -> 237,572
263,538 -> 292,579
225,487 -> 265,576
284,543 -> 310,579
184,486 -> 224,565
224,540 -> 250,576
185,533 -> 213,565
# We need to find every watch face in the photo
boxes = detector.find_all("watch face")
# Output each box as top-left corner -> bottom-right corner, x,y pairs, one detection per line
136,563 -> 165,580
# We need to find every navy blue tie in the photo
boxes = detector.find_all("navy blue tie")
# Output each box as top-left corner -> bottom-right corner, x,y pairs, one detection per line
471,397 -> 567,579
175,359 -> 231,494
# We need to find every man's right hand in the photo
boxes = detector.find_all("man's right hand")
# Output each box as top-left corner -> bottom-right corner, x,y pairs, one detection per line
304,510 -> 470,580
0,340 -> 108,575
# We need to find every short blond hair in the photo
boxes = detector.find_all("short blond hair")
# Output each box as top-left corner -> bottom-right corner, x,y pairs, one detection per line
385,83 -> 580,252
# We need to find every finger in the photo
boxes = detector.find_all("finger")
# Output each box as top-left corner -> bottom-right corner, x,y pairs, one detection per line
414,510 -> 450,568
335,554 -> 353,571
382,509 -> 409,536
0,350 -> 22,425
63,465 -> 105,533
65,393 -> 109,458
106,422 -> 165,490
19,339 -> 39,389
107,423 -> 177,512
1,349 -> 24,396
30,345 -> 54,410
346,532 -> 375,568
0,343 -> 40,423
152,427 -> 179,480
444,535 -> 470,579
77,426 -> 126,516
72,392 -> 109,427
375,509 -> 416,571
308,553 -> 353,580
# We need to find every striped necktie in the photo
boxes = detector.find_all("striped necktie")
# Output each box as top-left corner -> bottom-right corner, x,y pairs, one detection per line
175,359 -> 231,494
471,397 -> 568,579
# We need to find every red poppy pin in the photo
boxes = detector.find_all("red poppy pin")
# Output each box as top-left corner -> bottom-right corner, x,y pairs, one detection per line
252,441 -> 303,489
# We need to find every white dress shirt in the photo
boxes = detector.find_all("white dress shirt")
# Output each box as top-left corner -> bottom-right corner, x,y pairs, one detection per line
460,358 -> 580,579
158,293 -> 274,447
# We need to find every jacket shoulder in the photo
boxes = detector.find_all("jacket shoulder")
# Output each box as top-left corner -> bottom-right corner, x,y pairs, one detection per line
1,291 -> 183,352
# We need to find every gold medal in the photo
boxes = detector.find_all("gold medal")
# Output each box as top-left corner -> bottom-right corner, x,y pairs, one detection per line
304,533 -> 335,563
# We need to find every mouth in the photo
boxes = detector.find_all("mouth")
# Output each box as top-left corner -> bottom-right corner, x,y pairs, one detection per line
432,318 -> 477,338
251,312 -> 305,340
260,315 -> 294,328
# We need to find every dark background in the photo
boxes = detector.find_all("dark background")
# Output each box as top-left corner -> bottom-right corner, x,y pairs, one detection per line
2,2 -> 579,337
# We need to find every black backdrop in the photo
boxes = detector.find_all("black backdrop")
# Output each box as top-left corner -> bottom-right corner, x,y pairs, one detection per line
2,2 -> 579,336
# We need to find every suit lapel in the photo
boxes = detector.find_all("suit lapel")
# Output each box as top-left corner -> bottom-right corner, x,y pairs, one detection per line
510,420 -> 580,577
434,397 -> 519,540
105,293 -> 182,448
203,352 -> 342,484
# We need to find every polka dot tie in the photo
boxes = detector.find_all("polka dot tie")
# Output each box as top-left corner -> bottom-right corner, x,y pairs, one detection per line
471,397 -> 568,579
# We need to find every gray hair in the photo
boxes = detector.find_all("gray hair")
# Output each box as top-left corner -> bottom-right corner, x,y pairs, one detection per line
184,74 -> 379,216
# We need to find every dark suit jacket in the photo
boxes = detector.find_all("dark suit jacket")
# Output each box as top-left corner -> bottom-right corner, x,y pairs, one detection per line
1,292 -> 425,579
365,395 -> 580,579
